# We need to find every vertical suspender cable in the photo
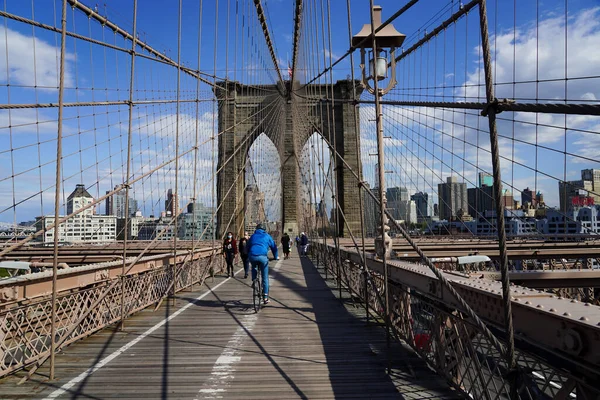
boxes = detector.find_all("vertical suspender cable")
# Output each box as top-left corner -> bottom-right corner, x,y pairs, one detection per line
173,0 -> 183,303
121,0 -> 138,330
345,0 -> 370,323
50,0 -> 68,381
212,0 -> 219,275
192,0 -> 203,246
324,0 -> 342,299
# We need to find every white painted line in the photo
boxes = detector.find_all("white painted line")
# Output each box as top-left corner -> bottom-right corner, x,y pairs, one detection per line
43,269 -> 242,400
194,258 -> 282,399
194,313 -> 258,399
273,257 -> 283,271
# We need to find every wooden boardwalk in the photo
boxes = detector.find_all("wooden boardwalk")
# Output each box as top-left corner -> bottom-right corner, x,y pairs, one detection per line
2,255 -> 458,399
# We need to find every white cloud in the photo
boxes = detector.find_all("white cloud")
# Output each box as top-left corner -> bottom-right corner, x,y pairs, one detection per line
0,109 -> 59,134
0,26 -> 75,89
459,7 -> 600,101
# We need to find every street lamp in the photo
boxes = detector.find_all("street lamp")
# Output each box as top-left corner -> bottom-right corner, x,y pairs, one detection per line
352,5 -> 405,97
352,5 -> 405,259
352,5 -> 405,352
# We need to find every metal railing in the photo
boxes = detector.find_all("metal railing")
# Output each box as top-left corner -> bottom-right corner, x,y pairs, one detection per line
310,242 -> 600,399
0,250 -> 221,378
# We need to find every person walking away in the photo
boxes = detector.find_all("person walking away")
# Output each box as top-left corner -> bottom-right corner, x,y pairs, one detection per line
238,232 -> 250,278
281,232 -> 291,259
300,232 -> 309,257
295,235 -> 300,253
222,231 -> 237,277
247,223 -> 278,304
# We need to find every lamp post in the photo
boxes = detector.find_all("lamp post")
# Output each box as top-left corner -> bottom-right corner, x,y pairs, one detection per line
352,5 -> 405,350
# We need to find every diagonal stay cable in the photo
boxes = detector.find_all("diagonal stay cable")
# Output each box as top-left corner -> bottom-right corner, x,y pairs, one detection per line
309,121 -> 509,360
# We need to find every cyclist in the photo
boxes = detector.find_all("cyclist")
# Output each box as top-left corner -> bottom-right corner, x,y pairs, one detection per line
247,223 -> 278,304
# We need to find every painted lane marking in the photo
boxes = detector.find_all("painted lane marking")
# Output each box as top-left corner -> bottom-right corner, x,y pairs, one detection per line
43,270 -> 241,400
194,258 -> 283,399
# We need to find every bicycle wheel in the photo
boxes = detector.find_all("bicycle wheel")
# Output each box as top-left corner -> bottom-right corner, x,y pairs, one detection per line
253,279 -> 262,313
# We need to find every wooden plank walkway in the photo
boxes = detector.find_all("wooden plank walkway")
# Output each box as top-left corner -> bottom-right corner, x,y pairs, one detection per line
1,254 -> 459,399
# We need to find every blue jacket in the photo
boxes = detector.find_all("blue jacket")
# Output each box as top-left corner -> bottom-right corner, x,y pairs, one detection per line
300,234 -> 308,246
247,229 -> 278,259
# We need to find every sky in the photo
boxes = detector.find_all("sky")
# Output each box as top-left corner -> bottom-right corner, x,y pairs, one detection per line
0,0 -> 599,225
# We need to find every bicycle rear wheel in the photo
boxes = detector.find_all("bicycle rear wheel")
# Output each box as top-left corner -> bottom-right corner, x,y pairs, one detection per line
253,279 -> 262,313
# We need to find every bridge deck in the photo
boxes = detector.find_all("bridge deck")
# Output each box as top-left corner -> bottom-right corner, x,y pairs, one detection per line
2,255 -> 458,399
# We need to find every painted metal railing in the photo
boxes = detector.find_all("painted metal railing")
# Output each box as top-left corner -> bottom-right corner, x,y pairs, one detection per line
0,251 -> 220,378
310,242 -> 600,399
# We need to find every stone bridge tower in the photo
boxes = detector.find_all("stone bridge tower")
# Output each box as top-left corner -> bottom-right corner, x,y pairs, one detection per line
214,80 -> 363,238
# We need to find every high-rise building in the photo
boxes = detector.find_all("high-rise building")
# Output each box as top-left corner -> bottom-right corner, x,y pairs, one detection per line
106,186 -> 138,218
479,172 -> 493,188
386,187 -> 409,220
164,189 -> 177,216
536,191 -> 544,206
467,185 -> 494,219
438,176 -> 468,221
363,183 -> 378,237
245,184 -> 266,232
581,169 -> 600,205
179,203 -> 216,240
521,187 -> 535,207
502,190 -> 514,210
411,192 -> 431,221
559,180 -> 594,212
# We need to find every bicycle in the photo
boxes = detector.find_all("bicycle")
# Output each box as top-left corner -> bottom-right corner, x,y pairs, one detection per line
251,257 -> 278,313
252,275 -> 263,313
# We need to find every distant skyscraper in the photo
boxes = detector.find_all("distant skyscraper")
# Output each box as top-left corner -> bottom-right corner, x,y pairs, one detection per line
479,172 -> 493,187
411,192 -> 430,220
521,187 -> 535,207
245,184 -> 266,232
581,169 -> 600,205
438,176 -> 467,221
106,186 -> 138,218
363,183 -> 378,237
165,189 -> 177,215
467,185 -> 495,219
559,180 -> 594,212
386,187 -> 409,220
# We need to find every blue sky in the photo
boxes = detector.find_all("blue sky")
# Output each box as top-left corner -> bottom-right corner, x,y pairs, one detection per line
0,0 -> 599,225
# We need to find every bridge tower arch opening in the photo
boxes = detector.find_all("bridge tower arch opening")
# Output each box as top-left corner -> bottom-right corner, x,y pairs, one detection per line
245,133 -> 282,236
299,132 -> 334,237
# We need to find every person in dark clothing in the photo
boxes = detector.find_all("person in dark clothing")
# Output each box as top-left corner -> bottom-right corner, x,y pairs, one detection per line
238,231 -> 250,278
281,232 -> 291,259
222,231 -> 238,277
299,232 -> 309,257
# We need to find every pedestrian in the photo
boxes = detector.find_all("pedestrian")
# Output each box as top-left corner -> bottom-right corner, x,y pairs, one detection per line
222,231 -> 237,277
238,231 -> 250,278
300,232 -> 309,257
247,223 -> 278,304
281,232 -> 291,259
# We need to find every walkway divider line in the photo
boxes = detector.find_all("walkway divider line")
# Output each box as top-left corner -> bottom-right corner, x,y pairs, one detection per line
194,258 -> 283,399
42,269 -> 243,400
